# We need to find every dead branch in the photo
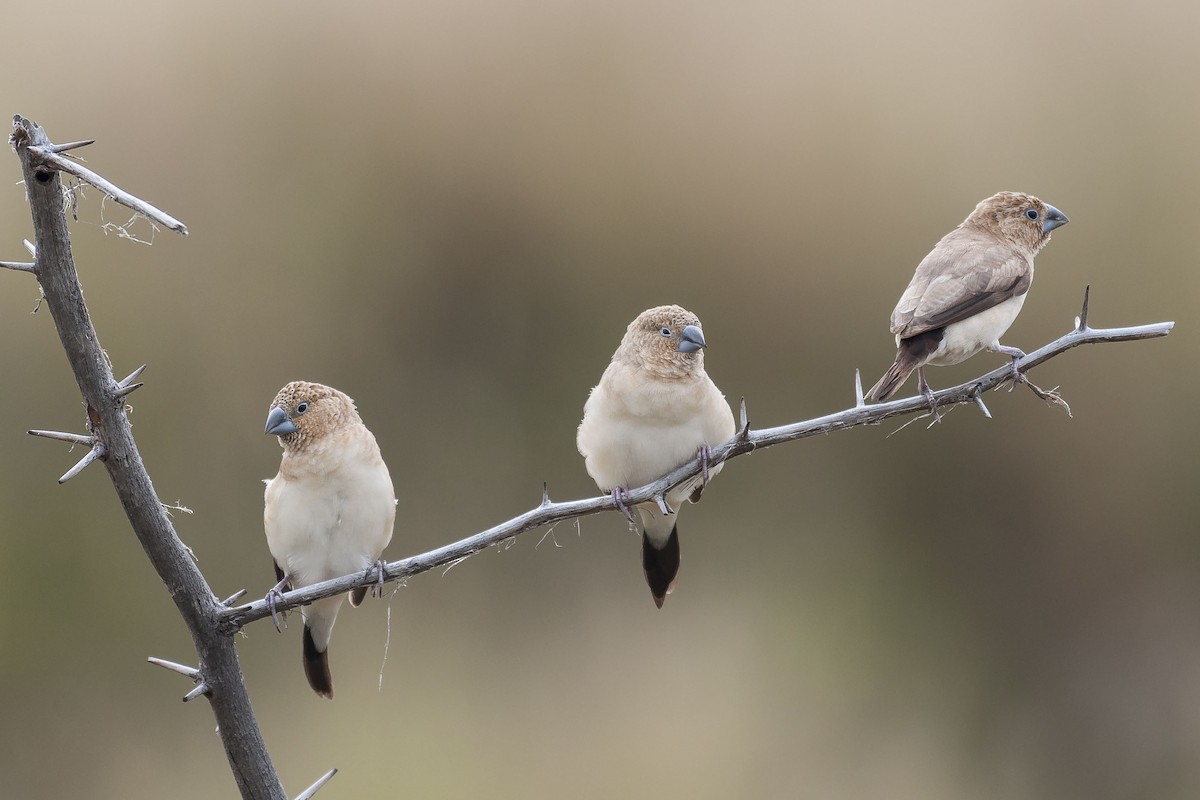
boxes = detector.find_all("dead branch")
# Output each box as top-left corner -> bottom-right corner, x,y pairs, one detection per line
8,116 -> 285,800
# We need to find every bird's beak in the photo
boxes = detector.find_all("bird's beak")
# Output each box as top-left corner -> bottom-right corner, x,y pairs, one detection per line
1042,204 -> 1069,233
265,405 -> 298,436
678,324 -> 707,353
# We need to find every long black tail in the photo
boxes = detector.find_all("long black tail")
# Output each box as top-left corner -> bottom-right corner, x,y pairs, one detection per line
642,524 -> 681,609
303,624 -> 334,699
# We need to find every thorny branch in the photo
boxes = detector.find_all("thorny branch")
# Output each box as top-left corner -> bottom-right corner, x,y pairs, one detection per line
222,295 -> 1173,630
4,115 -> 1175,799
7,117 -> 299,800
10,116 -> 188,235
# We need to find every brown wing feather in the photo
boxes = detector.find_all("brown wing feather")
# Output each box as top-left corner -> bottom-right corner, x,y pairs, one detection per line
891,227 -> 1032,339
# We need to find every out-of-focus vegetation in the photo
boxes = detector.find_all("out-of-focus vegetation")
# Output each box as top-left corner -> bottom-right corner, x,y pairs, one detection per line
1,1 -> 1197,797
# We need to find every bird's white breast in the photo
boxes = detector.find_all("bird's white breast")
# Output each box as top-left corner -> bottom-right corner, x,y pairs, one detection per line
922,293 -> 1028,367
264,434 -> 395,591
577,367 -> 734,493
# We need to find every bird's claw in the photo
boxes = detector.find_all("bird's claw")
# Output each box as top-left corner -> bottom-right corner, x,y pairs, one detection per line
370,559 -> 388,598
696,445 -> 712,485
1007,359 -> 1027,392
919,383 -> 940,420
265,574 -> 290,633
612,486 -> 636,524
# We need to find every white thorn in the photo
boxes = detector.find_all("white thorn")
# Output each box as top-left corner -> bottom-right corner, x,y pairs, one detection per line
294,768 -> 338,800
147,657 -> 201,680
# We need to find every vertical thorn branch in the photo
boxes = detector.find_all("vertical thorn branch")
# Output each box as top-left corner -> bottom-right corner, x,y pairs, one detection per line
12,115 -> 285,798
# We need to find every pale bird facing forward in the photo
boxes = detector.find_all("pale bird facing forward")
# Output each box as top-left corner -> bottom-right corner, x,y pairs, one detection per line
263,381 -> 396,698
865,191 -> 1069,405
577,305 -> 735,608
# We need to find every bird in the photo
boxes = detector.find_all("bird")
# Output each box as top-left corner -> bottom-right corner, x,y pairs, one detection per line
263,381 -> 396,698
577,305 -> 736,608
864,191 -> 1069,406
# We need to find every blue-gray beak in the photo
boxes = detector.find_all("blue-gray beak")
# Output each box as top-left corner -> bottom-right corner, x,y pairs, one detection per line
265,406 -> 297,436
1042,204 -> 1069,234
678,324 -> 706,354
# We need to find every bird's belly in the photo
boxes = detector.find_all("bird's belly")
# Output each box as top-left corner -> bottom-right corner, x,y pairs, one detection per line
926,295 -> 1026,367
265,479 -> 391,588
583,417 -> 719,491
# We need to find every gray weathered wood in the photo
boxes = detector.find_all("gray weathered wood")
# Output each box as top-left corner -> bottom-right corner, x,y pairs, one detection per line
10,116 -> 284,800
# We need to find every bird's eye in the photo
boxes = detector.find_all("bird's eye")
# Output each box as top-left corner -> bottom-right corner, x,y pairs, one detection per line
660,326 -> 672,337
1024,208 -> 1039,221
296,402 -> 309,414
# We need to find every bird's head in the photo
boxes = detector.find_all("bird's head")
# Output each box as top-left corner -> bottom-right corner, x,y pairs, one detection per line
619,305 -> 709,379
265,381 -> 359,451
970,191 -> 1069,253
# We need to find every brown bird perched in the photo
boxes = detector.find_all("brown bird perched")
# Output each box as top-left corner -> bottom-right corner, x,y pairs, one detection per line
263,381 -> 396,698
577,305 -> 736,607
865,191 -> 1069,406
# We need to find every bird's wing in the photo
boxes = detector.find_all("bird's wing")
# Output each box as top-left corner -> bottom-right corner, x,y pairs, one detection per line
891,233 -> 1031,338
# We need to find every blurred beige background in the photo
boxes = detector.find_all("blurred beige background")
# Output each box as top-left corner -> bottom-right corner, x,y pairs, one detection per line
1,0 -> 1197,798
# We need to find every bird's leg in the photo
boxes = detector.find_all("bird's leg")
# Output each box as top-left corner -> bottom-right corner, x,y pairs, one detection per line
916,367 -> 939,417
990,343 -> 1027,391
370,559 -> 388,597
265,574 -> 290,633
611,486 -> 636,524
696,444 -> 712,486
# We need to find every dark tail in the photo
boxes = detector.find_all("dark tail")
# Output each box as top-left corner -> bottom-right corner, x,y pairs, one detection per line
865,330 -> 943,403
302,624 -> 334,699
865,358 -> 915,403
642,524 -> 681,609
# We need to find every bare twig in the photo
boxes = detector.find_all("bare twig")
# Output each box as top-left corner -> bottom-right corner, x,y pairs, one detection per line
10,115 -> 188,236
223,296 -> 1174,629
0,260 -> 35,273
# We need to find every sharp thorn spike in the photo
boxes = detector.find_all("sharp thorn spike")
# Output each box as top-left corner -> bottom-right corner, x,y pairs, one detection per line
48,138 -> 95,154
117,364 -> 147,387
221,589 -> 248,606
58,442 -> 105,484
294,768 -> 339,800
183,682 -> 210,703
854,369 -> 865,407
147,657 -> 201,680
28,429 -> 93,446
654,494 -> 673,516
973,394 -> 992,419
